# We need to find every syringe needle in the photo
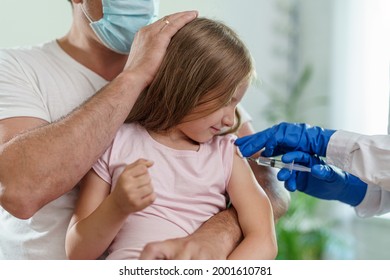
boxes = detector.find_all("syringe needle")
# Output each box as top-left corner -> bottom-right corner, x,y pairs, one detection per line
248,156 -> 311,172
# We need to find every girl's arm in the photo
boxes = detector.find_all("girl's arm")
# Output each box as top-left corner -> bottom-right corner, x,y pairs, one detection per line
65,159 -> 155,260
237,121 -> 290,221
227,149 -> 278,260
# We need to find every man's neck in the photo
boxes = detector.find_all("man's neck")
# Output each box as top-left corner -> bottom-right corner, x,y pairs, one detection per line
57,32 -> 127,81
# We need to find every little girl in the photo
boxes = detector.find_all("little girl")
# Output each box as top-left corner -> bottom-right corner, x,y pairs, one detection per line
65,17 -> 277,260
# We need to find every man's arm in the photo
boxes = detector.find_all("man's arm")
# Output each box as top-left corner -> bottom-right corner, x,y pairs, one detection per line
0,74 -> 144,219
0,11 -> 198,219
140,207 -> 241,259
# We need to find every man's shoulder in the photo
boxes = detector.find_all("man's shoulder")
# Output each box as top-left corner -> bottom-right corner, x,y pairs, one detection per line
0,41 -> 59,67
1,40 -> 55,54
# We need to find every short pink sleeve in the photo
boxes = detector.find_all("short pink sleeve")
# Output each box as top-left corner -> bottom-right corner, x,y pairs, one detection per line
92,144 -> 113,185
218,134 -> 237,186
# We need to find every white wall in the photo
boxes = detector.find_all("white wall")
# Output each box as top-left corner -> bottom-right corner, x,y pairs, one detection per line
329,0 -> 390,134
298,0 -> 333,126
0,0 -> 72,48
326,1 -> 390,259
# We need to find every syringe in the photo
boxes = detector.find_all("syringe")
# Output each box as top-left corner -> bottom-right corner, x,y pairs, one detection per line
248,156 -> 311,173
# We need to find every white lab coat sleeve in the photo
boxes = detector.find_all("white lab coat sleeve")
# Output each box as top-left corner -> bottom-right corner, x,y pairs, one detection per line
327,130 -> 390,217
354,184 -> 390,217
326,130 -> 390,189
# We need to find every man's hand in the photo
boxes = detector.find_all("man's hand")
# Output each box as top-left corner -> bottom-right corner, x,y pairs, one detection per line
140,236 -> 219,260
124,11 -> 198,87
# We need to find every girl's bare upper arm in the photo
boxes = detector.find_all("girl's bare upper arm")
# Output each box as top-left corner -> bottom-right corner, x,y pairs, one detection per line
68,169 -> 111,229
227,148 -> 274,234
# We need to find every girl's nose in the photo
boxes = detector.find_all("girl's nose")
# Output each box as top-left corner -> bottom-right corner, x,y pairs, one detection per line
222,108 -> 235,127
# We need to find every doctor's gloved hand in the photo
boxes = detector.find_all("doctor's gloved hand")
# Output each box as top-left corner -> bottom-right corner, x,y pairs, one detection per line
235,122 -> 336,158
278,151 -> 367,207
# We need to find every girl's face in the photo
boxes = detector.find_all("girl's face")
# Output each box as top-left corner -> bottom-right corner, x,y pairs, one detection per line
177,81 -> 249,144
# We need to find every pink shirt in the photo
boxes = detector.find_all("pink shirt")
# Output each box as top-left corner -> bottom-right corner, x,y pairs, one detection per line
93,123 -> 236,259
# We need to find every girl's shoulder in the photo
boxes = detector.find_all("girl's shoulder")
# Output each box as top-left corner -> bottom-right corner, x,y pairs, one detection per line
210,133 -> 237,151
115,123 -> 147,139
107,123 -> 148,156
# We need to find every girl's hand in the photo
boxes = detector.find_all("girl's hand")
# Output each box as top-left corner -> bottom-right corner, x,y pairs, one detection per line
111,159 -> 156,215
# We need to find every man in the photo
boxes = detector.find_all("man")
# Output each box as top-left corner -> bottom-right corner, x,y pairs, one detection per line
0,0 -> 288,259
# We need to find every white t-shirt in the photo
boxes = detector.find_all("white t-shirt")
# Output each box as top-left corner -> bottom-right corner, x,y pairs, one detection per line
0,41 -> 253,259
0,41 -> 107,259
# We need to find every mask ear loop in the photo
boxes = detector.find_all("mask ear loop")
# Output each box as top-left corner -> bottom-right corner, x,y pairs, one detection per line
80,4 -> 94,23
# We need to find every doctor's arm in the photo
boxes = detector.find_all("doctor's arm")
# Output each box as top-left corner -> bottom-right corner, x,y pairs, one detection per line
326,130 -> 390,188
355,184 -> 390,217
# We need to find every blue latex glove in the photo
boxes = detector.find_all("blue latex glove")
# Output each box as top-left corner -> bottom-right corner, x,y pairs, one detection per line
235,122 -> 336,158
277,151 -> 367,206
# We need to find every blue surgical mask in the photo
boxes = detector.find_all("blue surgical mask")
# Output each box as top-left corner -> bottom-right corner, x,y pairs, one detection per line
82,0 -> 159,54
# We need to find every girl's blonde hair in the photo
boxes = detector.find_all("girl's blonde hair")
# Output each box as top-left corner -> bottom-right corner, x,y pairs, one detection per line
126,17 -> 255,134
